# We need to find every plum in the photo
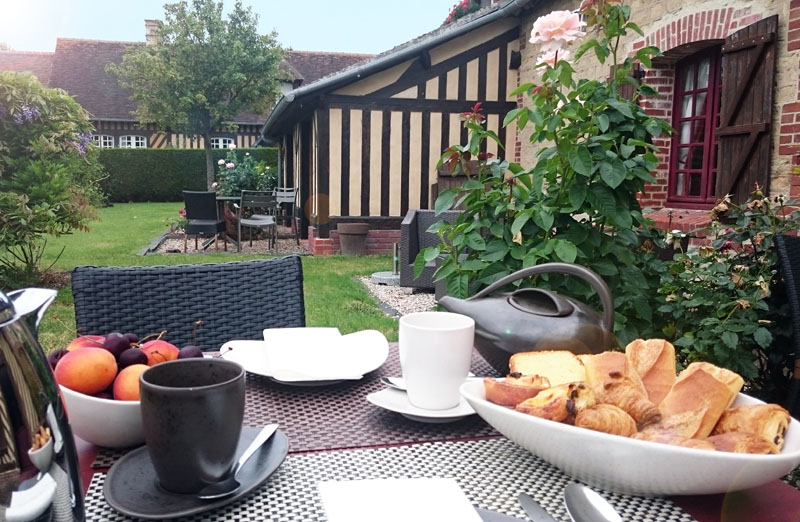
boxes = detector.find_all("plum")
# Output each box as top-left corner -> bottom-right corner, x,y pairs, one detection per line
47,349 -> 69,370
123,333 -> 139,344
118,348 -> 148,369
178,345 -> 203,359
102,332 -> 131,359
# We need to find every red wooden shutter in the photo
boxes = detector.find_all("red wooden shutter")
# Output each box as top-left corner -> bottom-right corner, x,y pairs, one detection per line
716,15 -> 777,202
609,62 -> 642,102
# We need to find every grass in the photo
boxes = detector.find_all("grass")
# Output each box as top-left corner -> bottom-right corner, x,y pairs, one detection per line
37,202 -> 399,352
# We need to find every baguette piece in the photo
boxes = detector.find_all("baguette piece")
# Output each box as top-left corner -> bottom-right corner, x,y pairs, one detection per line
659,364 -> 742,439
483,374 -> 550,407
706,432 -> 774,454
579,351 -> 646,395
711,404 -> 790,453
515,382 -> 595,424
625,338 -> 676,404
636,409 -> 707,440
595,371 -> 661,429
510,350 -> 586,387
574,404 -> 637,437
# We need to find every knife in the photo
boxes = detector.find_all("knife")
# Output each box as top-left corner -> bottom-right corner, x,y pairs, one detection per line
518,493 -> 558,522
475,506 -> 526,521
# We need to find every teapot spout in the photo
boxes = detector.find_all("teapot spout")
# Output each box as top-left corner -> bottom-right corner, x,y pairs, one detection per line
437,295 -> 468,315
7,288 -> 57,337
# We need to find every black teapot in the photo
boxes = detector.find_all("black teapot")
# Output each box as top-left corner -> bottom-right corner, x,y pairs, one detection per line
0,288 -> 84,521
437,263 -> 616,374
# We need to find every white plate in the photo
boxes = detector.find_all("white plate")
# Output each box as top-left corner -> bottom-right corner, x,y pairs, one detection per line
220,328 -> 389,385
367,387 -> 475,423
460,379 -> 800,496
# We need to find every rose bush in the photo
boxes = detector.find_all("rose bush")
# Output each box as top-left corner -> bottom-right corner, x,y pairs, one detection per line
215,144 -> 276,197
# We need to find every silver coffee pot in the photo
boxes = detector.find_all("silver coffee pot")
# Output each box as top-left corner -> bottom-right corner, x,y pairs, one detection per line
0,288 -> 84,521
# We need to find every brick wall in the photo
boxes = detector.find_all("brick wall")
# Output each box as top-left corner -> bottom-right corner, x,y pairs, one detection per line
307,226 -> 401,256
783,0 -> 800,199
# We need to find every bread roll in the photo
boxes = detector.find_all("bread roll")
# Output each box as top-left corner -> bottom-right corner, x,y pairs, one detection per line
625,338 -> 676,404
574,404 -> 637,437
711,404 -> 790,453
483,374 -> 550,407
580,351 -> 646,395
706,432 -> 774,454
509,350 -> 586,387
638,409 -> 707,440
515,382 -> 595,423
595,371 -> 661,429
659,363 -> 742,438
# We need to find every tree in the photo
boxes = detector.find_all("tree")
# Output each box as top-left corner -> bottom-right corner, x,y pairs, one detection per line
0,72 -> 105,287
108,0 -> 284,188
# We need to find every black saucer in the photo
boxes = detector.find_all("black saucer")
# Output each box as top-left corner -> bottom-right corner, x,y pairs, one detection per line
103,426 -> 289,520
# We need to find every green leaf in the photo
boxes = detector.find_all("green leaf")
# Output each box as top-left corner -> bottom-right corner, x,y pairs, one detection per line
434,189 -> 457,214
466,232 -> 486,250
596,113 -> 610,132
568,146 -> 593,176
721,331 -> 739,350
674,336 -> 694,348
568,183 -> 587,209
620,144 -> 635,158
626,21 -> 644,36
591,259 -> 619,276
502,107 -> 525,127
754,327 -> 773,348
554,240 -> 577,263
460,259 -> 488,271
608,99 -> 633,118
446,273 -> 469,298
510,212 -> 530,235
599,158 -> 627,189
435,257 -> 457,280
533,209 -> 554,231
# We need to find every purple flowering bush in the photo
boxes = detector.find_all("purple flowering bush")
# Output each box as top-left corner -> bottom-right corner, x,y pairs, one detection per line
0,71 -> 105,287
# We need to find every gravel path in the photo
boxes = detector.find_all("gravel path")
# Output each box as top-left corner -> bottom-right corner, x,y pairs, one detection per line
358,276 -> 436,317
155,226 -> 310,255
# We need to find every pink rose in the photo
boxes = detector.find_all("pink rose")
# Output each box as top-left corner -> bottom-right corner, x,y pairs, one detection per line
226,162 -> 235,169
530,10 -> 585,47
228,143 -> 237,150
538,48 -> 571,67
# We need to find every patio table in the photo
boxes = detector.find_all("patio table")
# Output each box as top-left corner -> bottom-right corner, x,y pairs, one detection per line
76,343 -> 800,522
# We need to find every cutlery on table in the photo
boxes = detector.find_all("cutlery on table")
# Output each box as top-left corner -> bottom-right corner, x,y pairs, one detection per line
380,373 -> 477,392
518,492 -> 558,522
196,423 -> 279,500
474,506 -> 526,521
563,483 -> 622,522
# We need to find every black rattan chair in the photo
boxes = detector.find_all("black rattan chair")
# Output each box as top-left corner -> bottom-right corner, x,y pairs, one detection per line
775,234 -> 800,418
72,256 -> 305,351
237,191 -> 278,252
400,209 -> 462,289
183,190 -> 226,252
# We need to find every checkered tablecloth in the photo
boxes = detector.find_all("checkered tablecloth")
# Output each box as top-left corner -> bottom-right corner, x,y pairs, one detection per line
84,437 -> 696,522
92,344 -> 501,468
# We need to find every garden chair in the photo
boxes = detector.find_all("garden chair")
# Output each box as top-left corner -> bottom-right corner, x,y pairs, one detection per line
71,256 -> 306,351
237,191 -> 279,253
776,234 -> 800,418
274,187 -> 300,245
182,190 -> 226,252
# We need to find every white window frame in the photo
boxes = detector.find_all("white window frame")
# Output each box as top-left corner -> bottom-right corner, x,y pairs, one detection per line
119,135 -> 147,149
92,134 -> 115,148
211,137 -> 235,149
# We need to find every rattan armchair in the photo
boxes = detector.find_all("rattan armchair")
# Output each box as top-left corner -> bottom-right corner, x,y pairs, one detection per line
400,209 -> 462,289
775,234 -> 800,418
72,256 -> 305,351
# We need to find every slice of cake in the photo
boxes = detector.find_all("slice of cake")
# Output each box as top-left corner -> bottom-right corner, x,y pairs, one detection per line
509,350 -> 586,387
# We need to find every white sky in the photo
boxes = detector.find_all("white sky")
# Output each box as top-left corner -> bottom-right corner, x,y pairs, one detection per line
0,0 -> 460,54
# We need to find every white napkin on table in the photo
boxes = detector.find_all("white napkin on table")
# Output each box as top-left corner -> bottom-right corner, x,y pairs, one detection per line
318,478 -> 483,522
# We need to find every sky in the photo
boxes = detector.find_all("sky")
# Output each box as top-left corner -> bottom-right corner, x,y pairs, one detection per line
0,0 -> 461,55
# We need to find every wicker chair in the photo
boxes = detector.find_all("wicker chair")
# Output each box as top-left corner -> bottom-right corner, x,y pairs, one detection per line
400,209 -> 462,289
182,190 -> 226,252
72,256 -> 305,351
775,234 -> 800,417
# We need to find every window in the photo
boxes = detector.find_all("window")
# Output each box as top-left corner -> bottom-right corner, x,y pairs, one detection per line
668,48 -> 722,206
91,134 -> 114,148
119,135 -> 147,149
211,137 -> 235,149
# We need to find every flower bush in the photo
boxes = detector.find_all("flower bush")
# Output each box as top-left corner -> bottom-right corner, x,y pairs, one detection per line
166,208 -> 188,232
656,187 -> 800,400
444,0 -> 482,25
215,144 -> 276,196
0,71 -> 105,287
417,1 -> 669,344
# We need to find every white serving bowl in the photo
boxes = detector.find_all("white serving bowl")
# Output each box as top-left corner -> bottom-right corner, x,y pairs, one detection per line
59,385 -> 144,448
460,379 -> 800,496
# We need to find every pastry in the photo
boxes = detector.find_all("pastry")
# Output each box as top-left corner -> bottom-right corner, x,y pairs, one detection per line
515,382 -> 595,423
711,404 -> 791,453
706,432 -> 774,454
580,351 -> 646,395
574,404 -> 637,437
594,371 -> 661,429
624,338 -> 676,404
509,350 -> 586,386
483,374 -> 550,407
631,430 -> 715,451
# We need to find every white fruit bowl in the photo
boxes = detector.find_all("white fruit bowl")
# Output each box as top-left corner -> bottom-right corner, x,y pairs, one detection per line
460,379 -> 800,496
59,385 -> 144,448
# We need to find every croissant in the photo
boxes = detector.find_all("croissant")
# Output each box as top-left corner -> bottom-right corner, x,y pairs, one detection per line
595,371 -> 661,429
574,404 -> 637,437
516,382 -> 595,424
631,430 -> 715,451
711,404 -> 791,453
706,432 -> 774,454
625,338 -> 676,404
483,374 -> 550,407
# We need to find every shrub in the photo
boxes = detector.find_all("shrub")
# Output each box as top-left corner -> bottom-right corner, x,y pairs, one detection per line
98,147 -> 277,202
215,145 -> 277,196
0,72 -> 105,287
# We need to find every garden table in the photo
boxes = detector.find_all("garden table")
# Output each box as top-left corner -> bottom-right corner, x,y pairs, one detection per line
75,344 -> 800,521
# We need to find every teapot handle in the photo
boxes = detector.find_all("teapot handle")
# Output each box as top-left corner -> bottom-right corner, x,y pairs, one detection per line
467,262 -> 614,332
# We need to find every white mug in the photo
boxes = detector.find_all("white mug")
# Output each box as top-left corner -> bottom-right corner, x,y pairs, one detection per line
398,311 -> 475,410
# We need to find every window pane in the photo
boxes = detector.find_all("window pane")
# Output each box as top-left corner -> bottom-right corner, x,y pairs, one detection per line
675,172 -> 685,196
680,122 -> 691,144
690,146 -> 704,170
677,147 -> 688,170
681,95 -> 692,118
697,57 -> 710,89
683,65 -> 695,91
692,119 -> 705,143
694,93 -> 707,116
689,173 -> 702,196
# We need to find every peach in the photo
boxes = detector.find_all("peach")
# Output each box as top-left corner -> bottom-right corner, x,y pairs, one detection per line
54,347 -> 118,395
67,335 -> 105,351
113,364 -> 149,401
141,340 -> 179,366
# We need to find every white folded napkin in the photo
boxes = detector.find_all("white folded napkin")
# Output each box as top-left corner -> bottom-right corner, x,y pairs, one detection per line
5,473 -> 57,522
318,478 -> 483,522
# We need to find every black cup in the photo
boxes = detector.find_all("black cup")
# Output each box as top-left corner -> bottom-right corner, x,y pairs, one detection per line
139,358 -> 245,494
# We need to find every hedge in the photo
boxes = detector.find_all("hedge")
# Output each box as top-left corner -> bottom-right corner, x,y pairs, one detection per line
98,147 -> 278,202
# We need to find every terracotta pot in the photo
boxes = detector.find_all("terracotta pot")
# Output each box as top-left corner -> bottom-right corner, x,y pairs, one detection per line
337,223 -> 369,256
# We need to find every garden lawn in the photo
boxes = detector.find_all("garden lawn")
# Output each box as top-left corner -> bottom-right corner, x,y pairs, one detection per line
38,202 -> 399,352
